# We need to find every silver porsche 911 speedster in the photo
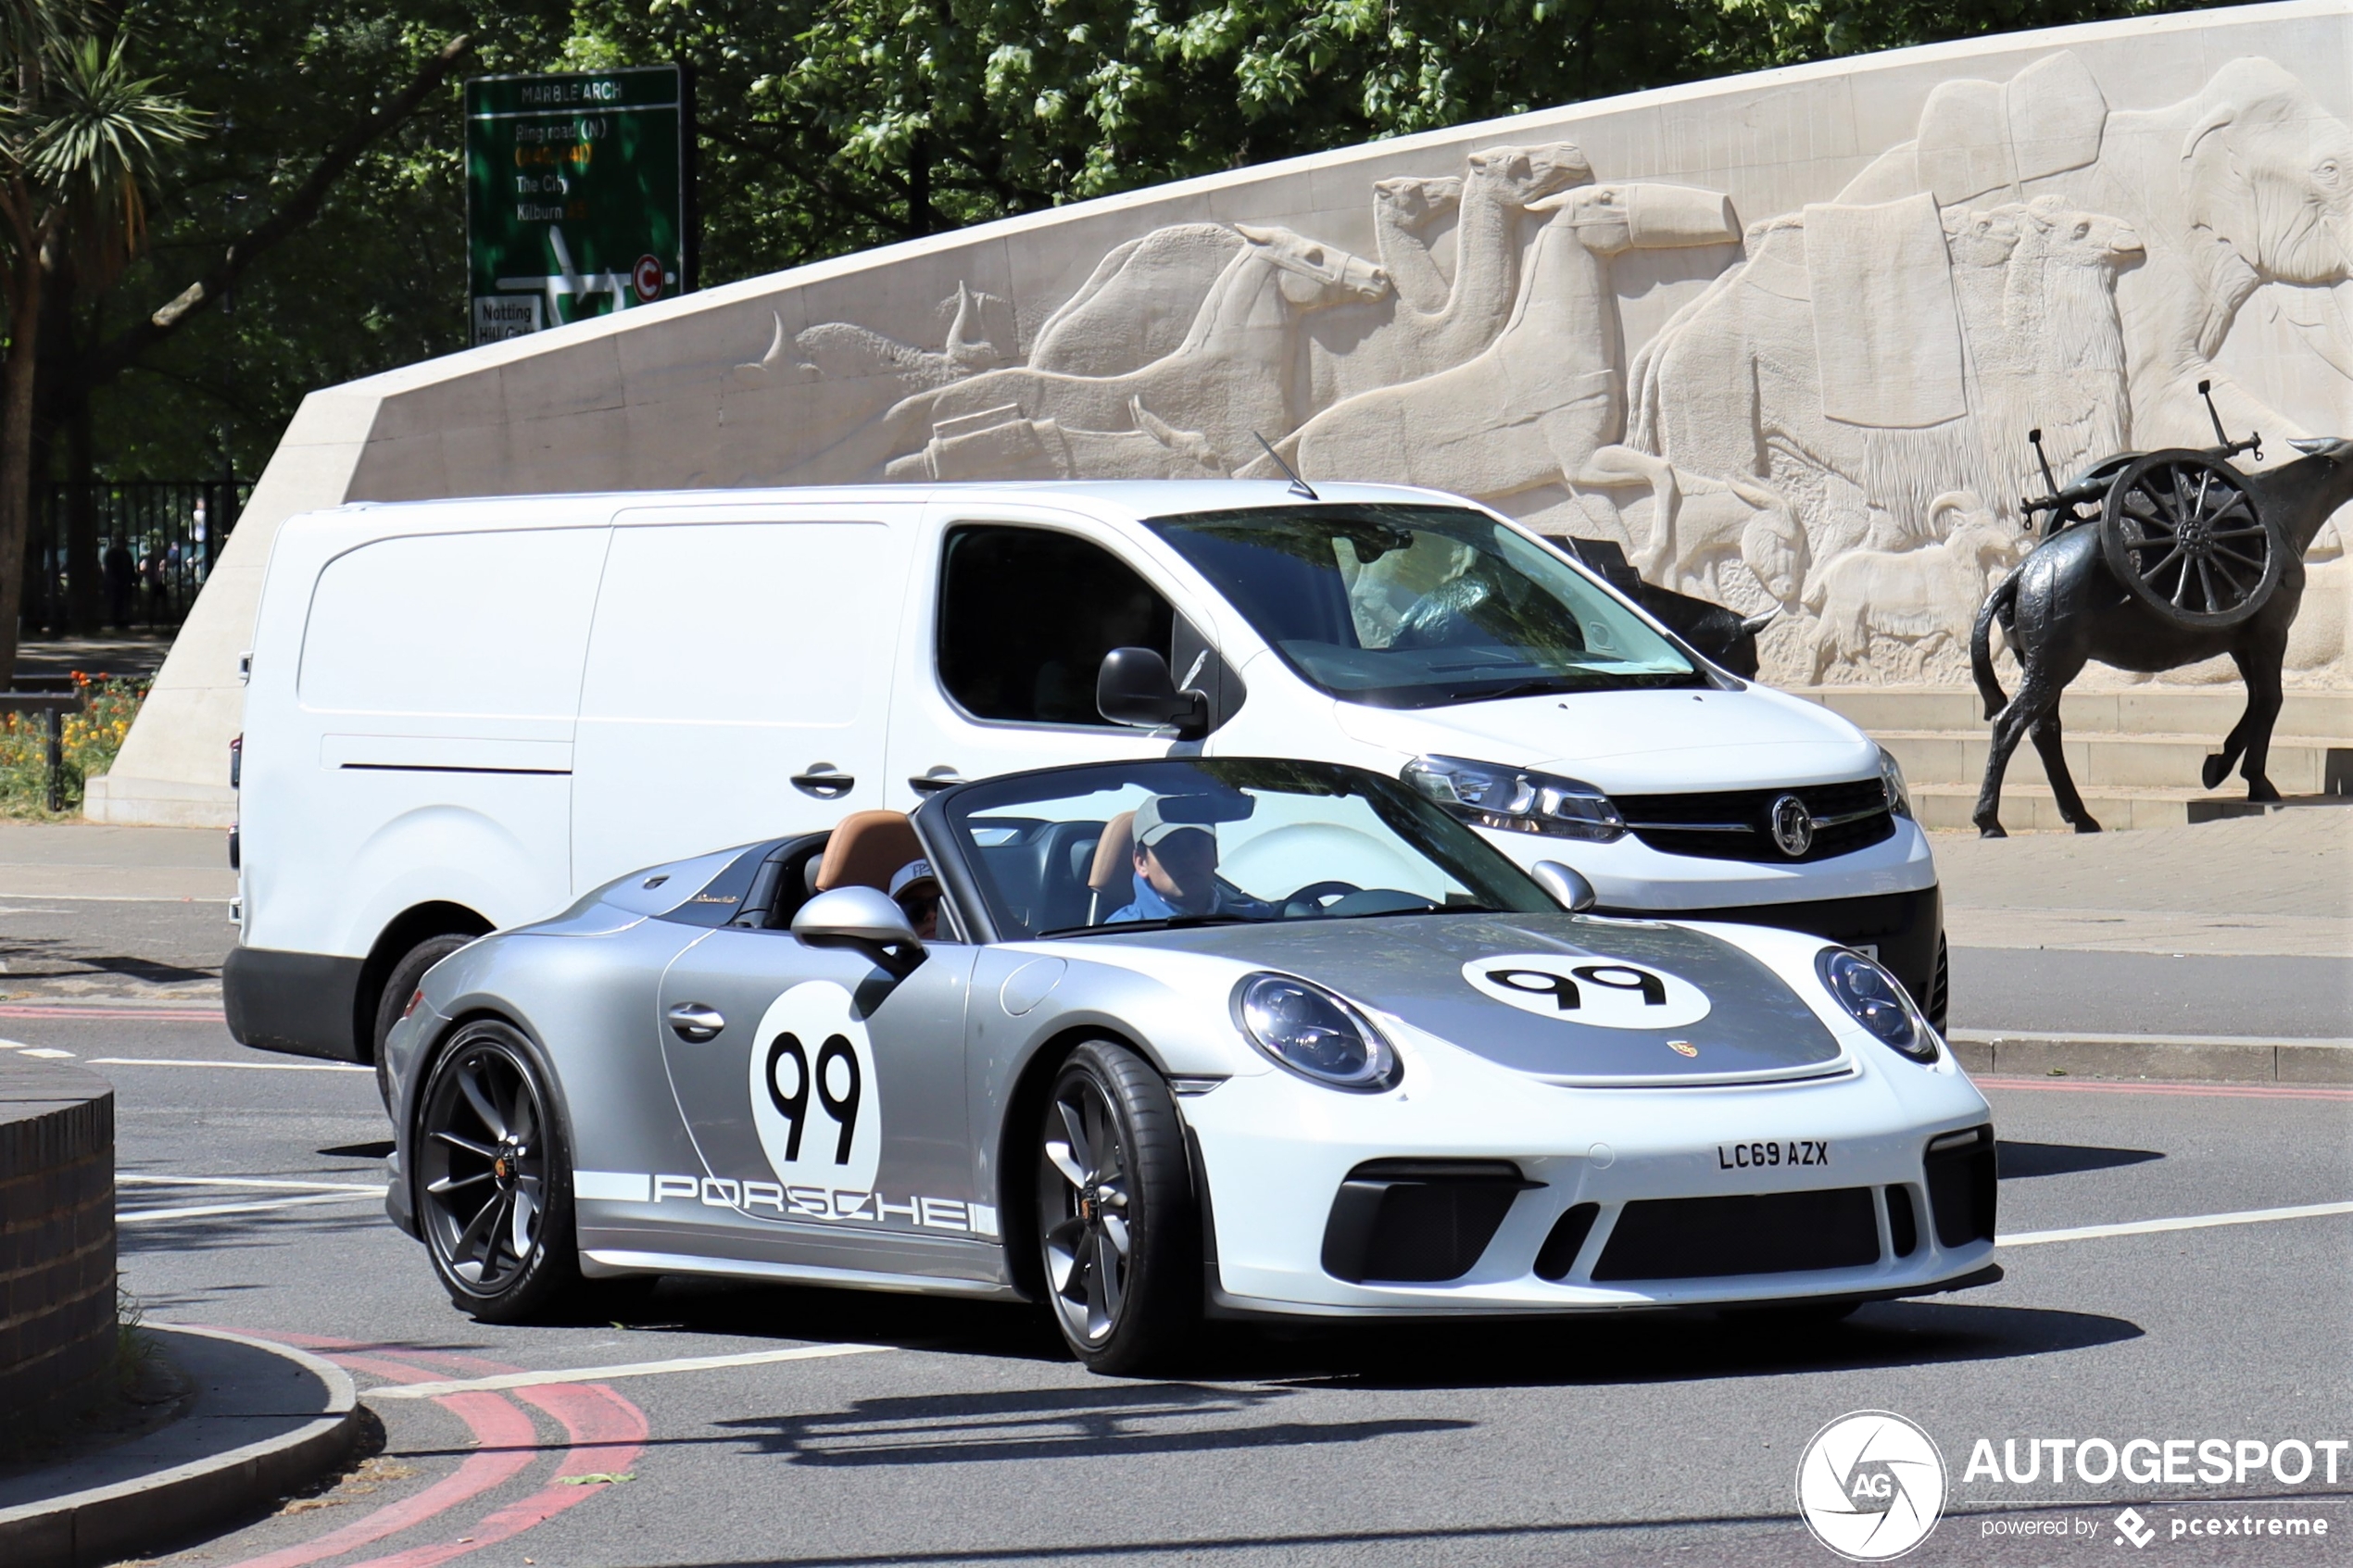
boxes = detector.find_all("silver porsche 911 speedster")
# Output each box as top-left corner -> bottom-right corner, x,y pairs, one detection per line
384,756 -> 1998,1372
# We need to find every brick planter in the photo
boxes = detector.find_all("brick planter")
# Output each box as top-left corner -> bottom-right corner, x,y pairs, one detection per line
0,1057 -> 115,1434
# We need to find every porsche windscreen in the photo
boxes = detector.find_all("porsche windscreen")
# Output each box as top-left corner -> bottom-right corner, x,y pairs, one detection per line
1144,503 -> 1703,708
937,758 -> 1558,939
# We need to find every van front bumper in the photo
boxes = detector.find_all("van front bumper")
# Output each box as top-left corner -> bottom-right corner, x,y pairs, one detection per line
1618,885 -> 1945,1031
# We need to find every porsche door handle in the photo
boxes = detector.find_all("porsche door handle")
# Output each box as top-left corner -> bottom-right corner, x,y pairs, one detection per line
907,771 -> 964,795
666,1003 -> 725,1043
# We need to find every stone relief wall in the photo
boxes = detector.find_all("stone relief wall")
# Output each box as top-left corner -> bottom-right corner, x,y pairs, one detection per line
95,6 -> 2353,822
736,44 -> 2353,690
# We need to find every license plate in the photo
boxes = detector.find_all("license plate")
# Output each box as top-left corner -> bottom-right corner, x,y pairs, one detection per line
1717,1138 -> 1831,1171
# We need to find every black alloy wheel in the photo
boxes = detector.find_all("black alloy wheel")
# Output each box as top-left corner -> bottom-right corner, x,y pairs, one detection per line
1035,1040 -> 1199,1374
415,1021 -> 583,1322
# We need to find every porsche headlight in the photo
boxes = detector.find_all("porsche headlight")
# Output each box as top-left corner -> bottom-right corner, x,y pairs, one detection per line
1234,973 -> 1400,1091
1818,947 -> 1937,1063
1878,746 -> 1914,820
1402,754 -> 1624,842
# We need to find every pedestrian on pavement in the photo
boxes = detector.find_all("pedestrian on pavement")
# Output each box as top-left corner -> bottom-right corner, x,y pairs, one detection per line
103,536 -> 134,628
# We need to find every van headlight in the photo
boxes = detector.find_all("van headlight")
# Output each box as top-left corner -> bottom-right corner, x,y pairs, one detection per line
1818,948 -> 1938,1063
1233,974 -> 1401,1091
1402,755 -> 1624,842
1878,746 -> 1913,819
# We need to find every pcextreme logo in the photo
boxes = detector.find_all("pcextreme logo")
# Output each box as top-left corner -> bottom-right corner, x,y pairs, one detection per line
1797,1411 -> 1947,1562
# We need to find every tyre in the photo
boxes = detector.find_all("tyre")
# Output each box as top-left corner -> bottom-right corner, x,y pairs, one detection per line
374,933 -> 477,1111
1035,1040 -> 1200,1374
413,1020 -> 585,1323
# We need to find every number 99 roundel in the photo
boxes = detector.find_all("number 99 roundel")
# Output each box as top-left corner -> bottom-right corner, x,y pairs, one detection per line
746,982 -> 883,1193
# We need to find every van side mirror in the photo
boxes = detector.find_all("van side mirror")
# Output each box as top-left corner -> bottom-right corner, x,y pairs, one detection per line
1531,860 -> 1598,913
791,885 -> 925,975
1097,647 -> 1208,739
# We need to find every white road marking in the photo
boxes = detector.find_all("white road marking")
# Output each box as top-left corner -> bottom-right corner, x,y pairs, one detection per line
120,1174 -> 387,1193
14,1047 -> 72,1059
120,1190 -> 385,1223
86,1056 -> 372,1073
2001,1199 -> 2353,1248
366,1342 -> 896,1400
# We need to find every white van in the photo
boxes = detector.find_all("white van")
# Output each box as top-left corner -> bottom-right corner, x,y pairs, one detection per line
226,480 -> 1943,1074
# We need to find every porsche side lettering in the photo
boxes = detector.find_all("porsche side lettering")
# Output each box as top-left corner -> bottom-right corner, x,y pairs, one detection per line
635,1172 -> 1000,1236
1716,1140 -> 1831,1170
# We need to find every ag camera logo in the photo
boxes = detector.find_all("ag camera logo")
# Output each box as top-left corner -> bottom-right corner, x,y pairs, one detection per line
1797,1411 -> 1946,1561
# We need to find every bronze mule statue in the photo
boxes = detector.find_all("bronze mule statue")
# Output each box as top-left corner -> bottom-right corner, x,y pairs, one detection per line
1968,436 -> 2353,836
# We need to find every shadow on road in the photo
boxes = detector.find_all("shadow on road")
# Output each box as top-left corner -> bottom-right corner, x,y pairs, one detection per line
718,1381 -> 1472,1466
1996,1140 -> 2164,1178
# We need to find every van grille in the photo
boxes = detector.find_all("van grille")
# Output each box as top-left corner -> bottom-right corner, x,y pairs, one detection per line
1613,778 -> 1894,862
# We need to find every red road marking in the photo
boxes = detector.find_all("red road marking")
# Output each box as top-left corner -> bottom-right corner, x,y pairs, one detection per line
339,1382 -> 650,1568
1978,1075 -> 2353,1102
208,1331 -> 651,1568
224,1358 -> 539,1568
0,1002 -> 227,1021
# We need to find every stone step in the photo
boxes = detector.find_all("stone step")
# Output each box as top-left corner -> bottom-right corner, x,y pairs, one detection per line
1791,685 -> 2353,740
1908,784 -> 2352,833
1877,729 -> 2351,794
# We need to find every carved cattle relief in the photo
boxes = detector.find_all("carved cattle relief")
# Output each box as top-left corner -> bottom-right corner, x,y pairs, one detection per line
759,49 -> 2353,691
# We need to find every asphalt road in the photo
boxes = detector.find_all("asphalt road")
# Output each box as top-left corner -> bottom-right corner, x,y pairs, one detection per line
7,1006 -> 2347,1568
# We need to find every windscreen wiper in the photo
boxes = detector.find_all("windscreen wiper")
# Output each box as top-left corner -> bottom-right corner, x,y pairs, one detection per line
1039,913 -> 1264,938
1444,676 -> 1588,704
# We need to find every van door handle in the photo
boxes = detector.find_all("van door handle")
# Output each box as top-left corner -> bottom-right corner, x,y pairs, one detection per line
908,770 -> 964,795
791,765 -> 855,799
666,1003 -> 725,1042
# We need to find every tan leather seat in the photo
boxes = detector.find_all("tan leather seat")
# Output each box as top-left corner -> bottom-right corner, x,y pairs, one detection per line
1086,811 -> 1136,922
813,810 -> 924,894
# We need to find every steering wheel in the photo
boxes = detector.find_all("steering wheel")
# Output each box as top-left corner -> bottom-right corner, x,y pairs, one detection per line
1283,879 -> 1363,916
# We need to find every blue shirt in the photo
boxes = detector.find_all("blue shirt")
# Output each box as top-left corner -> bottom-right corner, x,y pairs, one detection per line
1104,869 -> 1271,924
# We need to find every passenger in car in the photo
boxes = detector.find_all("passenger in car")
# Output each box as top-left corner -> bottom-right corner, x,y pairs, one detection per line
889,859 -> 942,940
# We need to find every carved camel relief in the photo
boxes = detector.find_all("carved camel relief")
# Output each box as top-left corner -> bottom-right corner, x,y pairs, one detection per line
1840,52 -> 2353,452
1630,195 -> 2140,563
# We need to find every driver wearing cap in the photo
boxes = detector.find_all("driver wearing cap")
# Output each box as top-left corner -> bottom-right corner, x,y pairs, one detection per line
1105,797 -> 1272,924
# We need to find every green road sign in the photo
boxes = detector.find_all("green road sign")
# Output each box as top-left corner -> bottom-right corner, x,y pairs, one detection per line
465,66 -> 691,345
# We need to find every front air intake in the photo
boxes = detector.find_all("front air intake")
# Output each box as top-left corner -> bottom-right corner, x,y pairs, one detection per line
1592,1187 -> 1881,1281
1924,1125 -> 1997,1247
1320,1160 -> 1538,1284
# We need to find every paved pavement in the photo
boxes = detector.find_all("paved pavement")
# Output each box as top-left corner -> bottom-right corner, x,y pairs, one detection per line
0,1008 -> 2340,1566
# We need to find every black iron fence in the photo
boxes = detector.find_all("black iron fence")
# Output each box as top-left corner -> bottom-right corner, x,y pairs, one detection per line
25,479 -> 249,634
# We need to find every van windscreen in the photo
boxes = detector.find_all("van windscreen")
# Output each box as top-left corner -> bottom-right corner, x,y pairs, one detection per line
1144,505 -> 1702,709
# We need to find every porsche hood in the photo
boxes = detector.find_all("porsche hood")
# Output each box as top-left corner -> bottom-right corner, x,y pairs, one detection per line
1118,913 -> 1845,1085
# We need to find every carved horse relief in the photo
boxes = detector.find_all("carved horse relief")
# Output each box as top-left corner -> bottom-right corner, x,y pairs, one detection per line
1277,182 -> 1739,503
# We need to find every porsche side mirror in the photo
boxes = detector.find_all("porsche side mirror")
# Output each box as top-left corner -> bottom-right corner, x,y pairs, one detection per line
1531,860 -> 1598,913
1097,647 -> 1208,739
791,885 -> 925,975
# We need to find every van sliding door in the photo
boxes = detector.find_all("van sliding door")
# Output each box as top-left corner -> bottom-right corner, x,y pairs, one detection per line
572,511 -> 914,894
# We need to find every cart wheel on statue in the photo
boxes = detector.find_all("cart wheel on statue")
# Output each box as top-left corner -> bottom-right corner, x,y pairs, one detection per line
2098,448 -> 2284,628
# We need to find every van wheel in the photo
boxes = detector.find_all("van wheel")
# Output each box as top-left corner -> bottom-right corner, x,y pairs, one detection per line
374,934 -> 476,1110
1035,1041 -> 1200,1374
414,1020 -> 583,1323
